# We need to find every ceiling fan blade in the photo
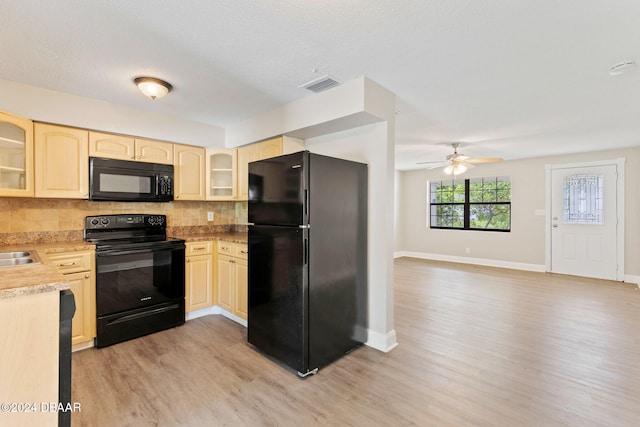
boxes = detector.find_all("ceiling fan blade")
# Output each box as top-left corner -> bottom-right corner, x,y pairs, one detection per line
416,160 -> 445,165
467,157 -> 503,164
423,163 -> 446,170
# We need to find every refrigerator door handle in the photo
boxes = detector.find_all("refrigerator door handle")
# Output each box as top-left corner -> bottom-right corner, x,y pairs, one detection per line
304,236 -> 308,265
304,188 -> 309,216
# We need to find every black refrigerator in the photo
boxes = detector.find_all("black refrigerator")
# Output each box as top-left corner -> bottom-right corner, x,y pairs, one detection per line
248,150 -> 368,377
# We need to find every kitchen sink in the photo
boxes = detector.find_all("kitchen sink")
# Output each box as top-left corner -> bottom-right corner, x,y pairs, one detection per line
0,250 -> 40,267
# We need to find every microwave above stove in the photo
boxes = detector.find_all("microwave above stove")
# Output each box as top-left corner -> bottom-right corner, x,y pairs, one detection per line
89,157 -> 174,202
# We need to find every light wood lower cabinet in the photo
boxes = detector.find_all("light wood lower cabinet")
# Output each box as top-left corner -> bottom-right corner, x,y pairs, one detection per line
46,249 -> 96,346
185,241 -> 214,312
234,257 -> 248,319
216,242 -> 248,320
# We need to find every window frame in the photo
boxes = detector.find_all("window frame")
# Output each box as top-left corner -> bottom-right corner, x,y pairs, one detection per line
429,177 -> 512,232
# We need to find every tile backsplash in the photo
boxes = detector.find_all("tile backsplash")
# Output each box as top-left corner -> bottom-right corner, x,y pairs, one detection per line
0,197 -> 246,237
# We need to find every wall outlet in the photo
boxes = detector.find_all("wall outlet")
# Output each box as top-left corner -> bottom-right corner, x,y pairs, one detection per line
465,248 -> 471,254
207,211 -> 214,221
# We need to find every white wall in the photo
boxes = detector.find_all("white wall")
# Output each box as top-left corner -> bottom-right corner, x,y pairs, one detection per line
229,77 -> 398,352
306,121 -> 397,352
397,146 -> 640,279
0,78 -> 225,146
0,74 -> 399,351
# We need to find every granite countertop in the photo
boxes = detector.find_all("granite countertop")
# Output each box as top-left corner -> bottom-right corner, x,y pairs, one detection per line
0,241 -> 95,299
0,233 -> 247,299
178,232 -> 247,245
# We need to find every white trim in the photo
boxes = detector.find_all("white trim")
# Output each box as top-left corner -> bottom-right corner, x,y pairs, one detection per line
217,308 -> 248,328
186,305 -> 248,327
624,274 -> 640,290
71,340 -> 94,353
396,251 -> 545,272
545,158 -> 625,281
185,305 -> 221,321
366,328 -> 398,353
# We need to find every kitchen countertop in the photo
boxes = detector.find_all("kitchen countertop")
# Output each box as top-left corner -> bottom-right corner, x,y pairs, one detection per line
0,240 -> 94,299
0,233 -> 249,299
179,232 -> 247,245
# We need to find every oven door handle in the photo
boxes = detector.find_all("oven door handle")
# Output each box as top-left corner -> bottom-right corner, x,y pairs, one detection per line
96,246 -> 182,257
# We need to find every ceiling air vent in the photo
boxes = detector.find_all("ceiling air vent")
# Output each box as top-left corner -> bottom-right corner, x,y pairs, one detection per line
298,75 -> 340,93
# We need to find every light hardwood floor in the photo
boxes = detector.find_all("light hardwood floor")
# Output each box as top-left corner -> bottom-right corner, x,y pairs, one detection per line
72,258 -> 640,426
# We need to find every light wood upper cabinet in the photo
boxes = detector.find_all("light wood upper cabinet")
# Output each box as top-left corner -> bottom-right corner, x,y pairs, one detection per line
206,148 -> 237,200
34,123 -> 89,199
0,111 -> 34,197
134,138 -> 173,164
237,136 -> 304,200
174,144 -> 205,200
89,132 -> 134,161
89,132 -> 173,164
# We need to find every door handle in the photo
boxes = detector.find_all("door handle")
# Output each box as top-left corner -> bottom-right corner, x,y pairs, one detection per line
553,224 -> 558,228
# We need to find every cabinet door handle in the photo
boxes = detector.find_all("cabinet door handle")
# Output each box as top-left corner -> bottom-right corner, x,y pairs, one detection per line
58,261 -> 78,267
84,274 -> 90,279
240,250 -> 248,254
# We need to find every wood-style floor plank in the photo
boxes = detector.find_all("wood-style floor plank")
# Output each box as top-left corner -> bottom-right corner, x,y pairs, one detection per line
72,258 -> 640,426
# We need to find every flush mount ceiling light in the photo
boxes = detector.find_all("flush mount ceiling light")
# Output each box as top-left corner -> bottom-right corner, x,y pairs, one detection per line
134,77 -> 173,100
609,61 -> 636,76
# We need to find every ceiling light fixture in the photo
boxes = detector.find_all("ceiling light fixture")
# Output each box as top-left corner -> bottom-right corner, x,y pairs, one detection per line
134,77 -> 173,100
444,160 -> 467,176
608,61 -> 636,76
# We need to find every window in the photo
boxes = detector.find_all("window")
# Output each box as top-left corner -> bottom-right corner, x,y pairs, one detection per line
563,173 -> 603,224
429,177 -> 511,231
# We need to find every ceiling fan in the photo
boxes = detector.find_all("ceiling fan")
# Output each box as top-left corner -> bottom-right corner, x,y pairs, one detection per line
417,143 -> 503,175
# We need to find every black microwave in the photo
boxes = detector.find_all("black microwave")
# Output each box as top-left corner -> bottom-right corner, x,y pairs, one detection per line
89,157 -> 174,202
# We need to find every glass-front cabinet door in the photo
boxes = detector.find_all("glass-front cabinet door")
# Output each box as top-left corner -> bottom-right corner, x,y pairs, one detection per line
0,111 -> 34,197
206,148 -> 237,200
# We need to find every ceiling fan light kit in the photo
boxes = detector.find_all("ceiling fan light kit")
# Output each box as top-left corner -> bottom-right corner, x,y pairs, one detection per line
444,161 -> 467,175
418,143 -> 504,175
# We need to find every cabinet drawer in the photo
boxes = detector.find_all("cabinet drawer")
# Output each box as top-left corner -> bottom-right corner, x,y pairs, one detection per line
234,244 -> 248,260
217,241 -> 234,256
186,241 -> 212,256
47,251 -> 92,274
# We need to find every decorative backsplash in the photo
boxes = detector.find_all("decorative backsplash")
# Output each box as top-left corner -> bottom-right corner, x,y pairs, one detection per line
0,197 -> 246,244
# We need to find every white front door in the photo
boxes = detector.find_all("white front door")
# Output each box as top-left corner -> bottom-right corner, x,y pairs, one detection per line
547,161 -> 623,281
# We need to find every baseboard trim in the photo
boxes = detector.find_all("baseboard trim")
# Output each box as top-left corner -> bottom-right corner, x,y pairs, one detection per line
395,251 -> 546,273
365,328 -> 398,353
624,274 -> 640,289
186,305 -> 248,327
72,340 -> 94,353
186,305 -> 220,321
218,308 -> 248,328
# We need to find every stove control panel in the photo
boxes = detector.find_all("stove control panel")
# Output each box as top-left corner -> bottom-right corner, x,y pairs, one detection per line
85,214 -> 166,230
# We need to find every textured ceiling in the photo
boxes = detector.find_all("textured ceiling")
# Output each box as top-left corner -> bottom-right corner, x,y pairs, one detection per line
1,0 -> 640,170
